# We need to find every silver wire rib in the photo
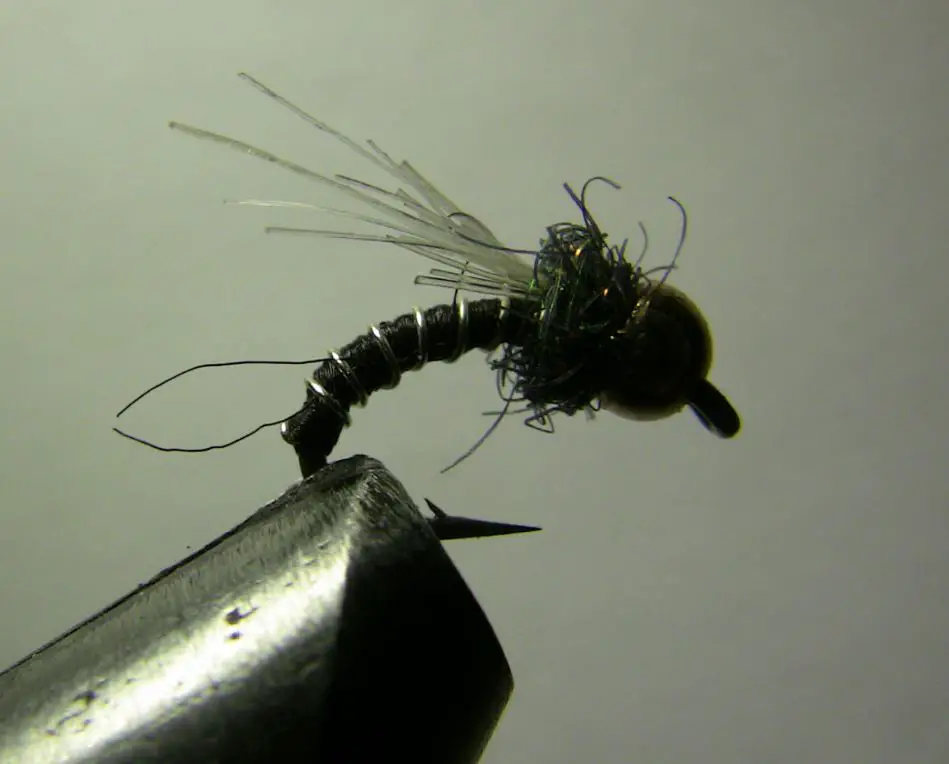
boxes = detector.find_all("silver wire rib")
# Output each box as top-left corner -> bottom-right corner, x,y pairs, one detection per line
329,350 -> 369,406
305,379 -> 351,426
413,307 -> 428,370
447,299 -> 469,363
370,325 -> 401,389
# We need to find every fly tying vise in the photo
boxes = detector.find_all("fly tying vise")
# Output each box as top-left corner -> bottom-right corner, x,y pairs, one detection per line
114,73 -> 741,479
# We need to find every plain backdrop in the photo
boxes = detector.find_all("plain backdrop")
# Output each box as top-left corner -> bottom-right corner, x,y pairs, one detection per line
2,1 -> 948,761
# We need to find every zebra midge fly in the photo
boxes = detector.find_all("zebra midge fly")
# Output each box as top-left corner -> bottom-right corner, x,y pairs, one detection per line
114,73 -> 741,479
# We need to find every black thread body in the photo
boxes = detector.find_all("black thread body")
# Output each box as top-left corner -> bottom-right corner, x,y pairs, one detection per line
279,209 -> 735,478
281,231 -> 662,478
283,299 -> 531,477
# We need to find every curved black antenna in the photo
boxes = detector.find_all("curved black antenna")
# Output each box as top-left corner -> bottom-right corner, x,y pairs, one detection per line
113,416 -> 294,454
113,356 -> 328,454
115,357 -> 328,418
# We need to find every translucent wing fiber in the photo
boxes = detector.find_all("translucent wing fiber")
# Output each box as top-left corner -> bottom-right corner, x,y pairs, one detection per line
169,73 -> 536,298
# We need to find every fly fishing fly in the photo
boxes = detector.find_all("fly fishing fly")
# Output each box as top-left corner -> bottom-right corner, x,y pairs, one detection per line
114,73 -> 741,479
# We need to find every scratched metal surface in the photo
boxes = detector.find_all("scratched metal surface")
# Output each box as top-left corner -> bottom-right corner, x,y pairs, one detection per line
0,455 -> 511,762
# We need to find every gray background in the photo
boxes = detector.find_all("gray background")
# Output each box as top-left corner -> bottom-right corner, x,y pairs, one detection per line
2,0 -> 948,761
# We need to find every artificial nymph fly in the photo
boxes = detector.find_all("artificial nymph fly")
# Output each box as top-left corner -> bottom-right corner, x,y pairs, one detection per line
114,73 -> 741,479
